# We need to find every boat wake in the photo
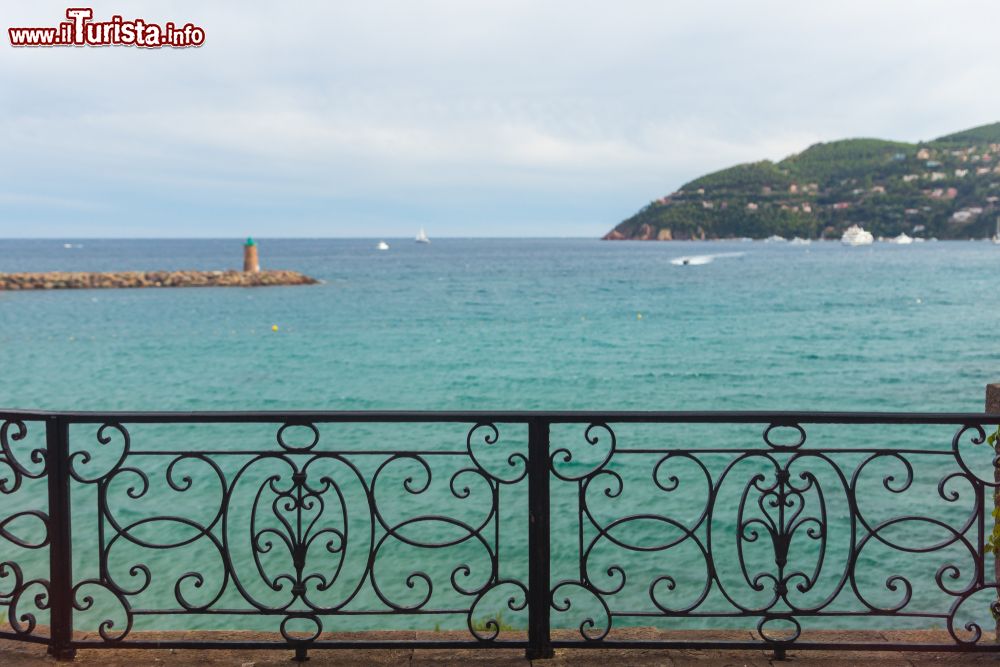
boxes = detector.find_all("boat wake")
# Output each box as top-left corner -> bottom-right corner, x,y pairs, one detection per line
670,252 -> 745,266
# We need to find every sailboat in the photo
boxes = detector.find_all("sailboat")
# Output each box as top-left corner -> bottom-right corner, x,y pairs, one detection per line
993,217 -> 1000,244
415,227 -> 430,244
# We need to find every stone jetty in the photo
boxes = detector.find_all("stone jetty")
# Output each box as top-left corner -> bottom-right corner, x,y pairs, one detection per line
0,269 -> 319,290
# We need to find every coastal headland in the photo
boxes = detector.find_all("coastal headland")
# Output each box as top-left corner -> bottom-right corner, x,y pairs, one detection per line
0,269 -> 319,290
605,121 -> 1000,241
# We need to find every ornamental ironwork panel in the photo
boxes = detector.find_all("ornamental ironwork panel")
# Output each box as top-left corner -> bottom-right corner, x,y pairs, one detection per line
0,410 -> 998,662
0,417 -> 50,645
64,420 -> 530,650
547,421 -> 998,650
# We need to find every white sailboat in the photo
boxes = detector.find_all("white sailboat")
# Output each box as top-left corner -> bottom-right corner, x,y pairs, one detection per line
415,227 -> 430,244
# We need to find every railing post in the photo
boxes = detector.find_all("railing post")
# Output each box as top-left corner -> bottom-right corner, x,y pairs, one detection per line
45,416 -> 76,660
526,418 -> 553,660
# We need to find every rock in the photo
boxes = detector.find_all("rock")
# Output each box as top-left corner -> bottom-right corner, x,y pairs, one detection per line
0,270 -> 319,291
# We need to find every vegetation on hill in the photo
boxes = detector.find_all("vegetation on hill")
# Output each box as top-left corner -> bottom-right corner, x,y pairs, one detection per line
605,122 -> 1000,241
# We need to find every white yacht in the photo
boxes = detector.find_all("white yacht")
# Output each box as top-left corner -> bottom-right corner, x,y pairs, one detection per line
376,241 -> 390,251
841,224 -> 874,246
889,232 -> 913,245
764,235 -> 787,243
415,227 -> 430,244
789,237 -> 811,245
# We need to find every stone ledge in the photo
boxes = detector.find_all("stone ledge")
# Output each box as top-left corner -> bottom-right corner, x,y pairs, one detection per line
2,628 -> 998,666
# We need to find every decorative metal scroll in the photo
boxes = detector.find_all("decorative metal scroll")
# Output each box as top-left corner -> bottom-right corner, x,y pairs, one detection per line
2,412 -> 999,656
551,421 -> 999,647
0,418 -> 50,641
64,421 -> 528,646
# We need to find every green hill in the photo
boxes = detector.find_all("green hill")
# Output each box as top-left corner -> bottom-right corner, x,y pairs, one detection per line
932,122 -> 1000,146
605,123 -> 1000,241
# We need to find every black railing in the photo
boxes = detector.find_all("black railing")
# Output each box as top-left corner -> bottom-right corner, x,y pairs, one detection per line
1,409 -> 999,661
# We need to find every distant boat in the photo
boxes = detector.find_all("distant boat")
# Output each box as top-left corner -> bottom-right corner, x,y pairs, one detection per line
415,227 -> 430,244
993,217 -> 1000,244
889,232 -> 913,245
841,224 -> 874,246
377,241 -> 390,251
789,237 -> 811,245
764,235 -> 787,243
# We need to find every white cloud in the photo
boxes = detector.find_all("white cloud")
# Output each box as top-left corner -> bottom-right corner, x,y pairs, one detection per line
2,0 -> 999,236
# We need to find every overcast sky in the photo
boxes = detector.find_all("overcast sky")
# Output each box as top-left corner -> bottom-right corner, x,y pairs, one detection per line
2,0 -> 999,238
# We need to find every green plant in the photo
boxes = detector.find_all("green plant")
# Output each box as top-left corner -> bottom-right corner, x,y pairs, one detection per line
986,425 -> 1000,622
987,426 -> 1000,555
470,611 -> 517,633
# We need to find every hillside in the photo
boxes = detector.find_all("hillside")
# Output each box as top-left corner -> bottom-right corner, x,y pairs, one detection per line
605,123 -> 1000,240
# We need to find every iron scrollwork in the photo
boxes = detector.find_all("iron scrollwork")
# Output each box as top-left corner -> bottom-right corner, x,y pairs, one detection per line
63,419 -> 528,646
0,418 -> 50,641
4,410 -> 1000,656
554,420 -> 998,648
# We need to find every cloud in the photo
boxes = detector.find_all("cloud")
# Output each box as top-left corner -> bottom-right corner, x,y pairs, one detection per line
0,192 -> 109,211
2,0 -> 999,236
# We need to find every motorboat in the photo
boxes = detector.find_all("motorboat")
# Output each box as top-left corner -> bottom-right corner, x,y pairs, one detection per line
841,224 -> 874,246
377,241 -> 390,250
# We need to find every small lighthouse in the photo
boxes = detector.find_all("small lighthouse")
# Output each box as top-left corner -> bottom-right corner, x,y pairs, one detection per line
243,237 -> 260,273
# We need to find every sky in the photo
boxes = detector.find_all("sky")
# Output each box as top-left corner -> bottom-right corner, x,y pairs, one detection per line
2,0 -> 999,238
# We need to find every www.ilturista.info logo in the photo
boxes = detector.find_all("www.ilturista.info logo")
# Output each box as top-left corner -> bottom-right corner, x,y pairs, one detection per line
8,8 -> 205,48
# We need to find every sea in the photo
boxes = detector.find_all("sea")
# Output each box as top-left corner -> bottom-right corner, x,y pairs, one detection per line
1,238 -> 999,639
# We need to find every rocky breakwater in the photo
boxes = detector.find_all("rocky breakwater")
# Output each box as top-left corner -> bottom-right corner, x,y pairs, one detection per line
0,269 -> 320,290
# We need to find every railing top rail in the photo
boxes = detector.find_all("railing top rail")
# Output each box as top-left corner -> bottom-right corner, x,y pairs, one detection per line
1,408 -> 999,424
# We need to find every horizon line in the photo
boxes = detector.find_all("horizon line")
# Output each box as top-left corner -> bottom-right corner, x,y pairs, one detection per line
0,235 -> 603,241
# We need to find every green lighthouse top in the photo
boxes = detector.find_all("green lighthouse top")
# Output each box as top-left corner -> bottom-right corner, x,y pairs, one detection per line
245,237 -> 256,246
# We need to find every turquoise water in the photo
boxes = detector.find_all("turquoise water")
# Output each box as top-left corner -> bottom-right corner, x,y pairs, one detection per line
1,238 -> 999,640
1,238 -> 998,412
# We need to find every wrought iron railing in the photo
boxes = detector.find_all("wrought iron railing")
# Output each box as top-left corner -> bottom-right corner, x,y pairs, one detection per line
1,409 -> 999,661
